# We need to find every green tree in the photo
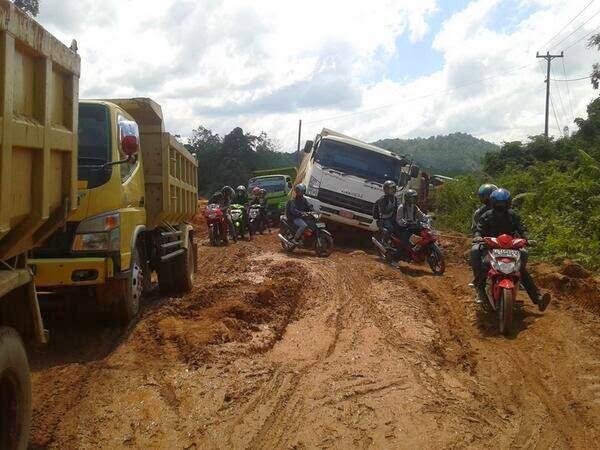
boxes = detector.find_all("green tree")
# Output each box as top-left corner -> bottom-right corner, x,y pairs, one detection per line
12,0 -> 39,16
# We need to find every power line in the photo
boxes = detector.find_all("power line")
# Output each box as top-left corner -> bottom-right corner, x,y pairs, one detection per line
304,63 -> 536,125
561,58 -> 576,122
536,52 -> 564,138
551,64 -> 569,126
551,75 -> 592,81
551,8 -> 600,50
538,0 -> 595,50
564,23 -> 600,50
550,93 -> 563,135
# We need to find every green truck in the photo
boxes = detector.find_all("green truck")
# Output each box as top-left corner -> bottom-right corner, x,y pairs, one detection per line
248,167 -> 297,220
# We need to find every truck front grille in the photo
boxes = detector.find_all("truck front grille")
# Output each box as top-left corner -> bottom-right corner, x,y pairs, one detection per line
32,223 -> 79,258
316,189 -> 374,216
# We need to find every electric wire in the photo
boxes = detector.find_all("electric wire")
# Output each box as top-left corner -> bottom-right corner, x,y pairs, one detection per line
561,58 -> 576,122
551,64 -> 570,126
551,75 -> 592,81
563,23 -> 600,50
550,93 -> 563,135
538,0 -> 595,50
551,8 -> 600,50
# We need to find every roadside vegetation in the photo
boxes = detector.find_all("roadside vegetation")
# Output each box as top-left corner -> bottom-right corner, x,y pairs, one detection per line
433,98 -> 600,270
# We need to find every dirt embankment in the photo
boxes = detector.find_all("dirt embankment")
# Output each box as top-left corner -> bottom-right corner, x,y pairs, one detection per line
29,233 -> 600,449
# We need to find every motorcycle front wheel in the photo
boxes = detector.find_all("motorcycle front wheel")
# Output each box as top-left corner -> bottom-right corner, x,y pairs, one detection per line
209,226 -> 219,246
315,233 -> 334,257
427,243 -> 445,275
498,288 -> 514,336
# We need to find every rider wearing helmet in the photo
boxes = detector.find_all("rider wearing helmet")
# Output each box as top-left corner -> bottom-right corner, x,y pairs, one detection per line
221,185 -> 237,240
234,185 -> 249,205
285,183 -> 313,245
472,183 -> 498,235
208,191 -> 224,206
250,186 -> 263,205
396,188 -> 428,247
473,188 -> 551,311
373,181 -> 399,246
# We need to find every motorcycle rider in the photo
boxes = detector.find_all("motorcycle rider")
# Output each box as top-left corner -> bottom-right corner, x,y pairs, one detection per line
249,187 -> 268,233
473,188 -> 551,311
373,180 -> 399,247
221,186 -> 237,240
285,183 -> 313,245
472,183 -> 498,234
234,185 -> 249,205
396,188 -> 428,248
208,191 -> 224,206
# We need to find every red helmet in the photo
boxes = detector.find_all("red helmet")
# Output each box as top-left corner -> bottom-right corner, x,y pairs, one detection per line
252,186 -> 262,196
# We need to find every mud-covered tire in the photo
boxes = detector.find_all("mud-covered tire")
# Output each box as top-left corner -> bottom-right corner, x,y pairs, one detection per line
427,244 -> 445,275
316,233 -> 334,257
172,243 -> 195,294
499,288 -> 514,336
0,327 -> 31,450
209,226 -> 219,247
115,247 -> 143,322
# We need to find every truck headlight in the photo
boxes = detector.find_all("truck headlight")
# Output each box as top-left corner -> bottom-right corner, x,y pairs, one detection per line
72,212 -> 120,252
307,176 -> 320,197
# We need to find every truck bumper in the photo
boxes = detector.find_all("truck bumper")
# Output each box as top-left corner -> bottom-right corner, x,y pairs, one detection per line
29,257 -> 114,288
305,197 -> 378,232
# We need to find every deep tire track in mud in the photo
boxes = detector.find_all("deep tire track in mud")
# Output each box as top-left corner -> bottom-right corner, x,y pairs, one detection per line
28,235 -> 600,449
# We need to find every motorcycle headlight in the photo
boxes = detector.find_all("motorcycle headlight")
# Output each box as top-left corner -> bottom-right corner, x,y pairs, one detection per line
492,259 -> 517,274
307,176 -> 320,197
72,212 -> 120,252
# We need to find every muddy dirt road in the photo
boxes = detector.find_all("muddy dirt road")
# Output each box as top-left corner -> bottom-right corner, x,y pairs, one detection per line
28,235 -> 600,449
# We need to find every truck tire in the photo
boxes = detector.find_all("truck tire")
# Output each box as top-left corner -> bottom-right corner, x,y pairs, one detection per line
157,262 -> 174,296
0,327 -> 31,450
115,247 -> 144,322
173,243 -> 195,294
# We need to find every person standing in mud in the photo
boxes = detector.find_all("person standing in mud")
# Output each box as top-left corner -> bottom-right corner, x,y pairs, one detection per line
373,180 -> 399,248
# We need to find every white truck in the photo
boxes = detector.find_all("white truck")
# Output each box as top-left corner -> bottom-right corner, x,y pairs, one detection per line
297,129 -> 419,231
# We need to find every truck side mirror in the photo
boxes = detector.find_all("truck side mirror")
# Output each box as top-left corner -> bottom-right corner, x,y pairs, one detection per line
122,135 -> 139,157
303,140 -> 313,153
410,165 -> 420,178
288,181 -> 293,189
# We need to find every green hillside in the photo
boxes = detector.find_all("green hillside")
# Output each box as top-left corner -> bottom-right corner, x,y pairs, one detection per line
373,132 -> 499,175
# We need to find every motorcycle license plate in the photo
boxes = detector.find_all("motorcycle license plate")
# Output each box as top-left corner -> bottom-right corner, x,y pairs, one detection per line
492,249 -> 520,258
316,222 -> 326,229
231,213 -> 241,220
249,210 -> 258,218
339,210 -> 353,219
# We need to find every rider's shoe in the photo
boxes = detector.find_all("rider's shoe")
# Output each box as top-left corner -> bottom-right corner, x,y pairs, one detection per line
536,292 -> 551,312
475,286 -> 487,304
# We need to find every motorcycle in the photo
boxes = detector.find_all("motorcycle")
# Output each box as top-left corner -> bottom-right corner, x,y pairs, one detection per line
278,212 -> 334,257
229,203 -> 249,240
371,218 -> 445,275
248,203 -> 269,235
204,203 -> 235,246
477,234 -> 529,335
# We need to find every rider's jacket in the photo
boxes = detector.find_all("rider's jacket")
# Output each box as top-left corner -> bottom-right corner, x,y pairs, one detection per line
475,209 -> 529,239
233,193 -> 249,205
373,195 -> 398,221
471,205 -> 490,235
396,203 -> 426,227
286,196 -> 312,220
249,196 -> 265,207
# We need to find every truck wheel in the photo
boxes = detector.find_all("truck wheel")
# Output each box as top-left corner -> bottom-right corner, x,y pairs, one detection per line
0,327 -> 31,450
158,262 -> 174,295
116,247 -> 143,322
173,243 -> 195,293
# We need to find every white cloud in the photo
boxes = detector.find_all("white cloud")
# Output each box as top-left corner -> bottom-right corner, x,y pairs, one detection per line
37,0 -> 600,149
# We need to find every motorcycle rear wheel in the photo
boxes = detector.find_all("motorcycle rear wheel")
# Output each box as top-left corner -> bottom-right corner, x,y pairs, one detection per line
427,244 -> 445,275
209,227 -> 219,247
498,288 -> 514,336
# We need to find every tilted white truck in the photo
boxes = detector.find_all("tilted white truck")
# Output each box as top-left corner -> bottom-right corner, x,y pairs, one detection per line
297,129 -> 419,232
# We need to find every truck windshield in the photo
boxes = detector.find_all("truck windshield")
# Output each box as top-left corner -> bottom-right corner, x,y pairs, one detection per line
315,139 -> 403,184
78,103 -> 112,189
248,176 -> 286,193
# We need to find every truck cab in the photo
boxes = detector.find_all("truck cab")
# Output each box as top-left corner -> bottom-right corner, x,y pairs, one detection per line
298,129 -> 418,231
248,167 -> 297,219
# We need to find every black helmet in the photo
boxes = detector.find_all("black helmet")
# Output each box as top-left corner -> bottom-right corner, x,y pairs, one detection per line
294,183 -> 307,195
478,183 -> 498,205
404,188 -> 418,205
236,185 -> 246,193
222,185 -> 235,198
490,188 -> 511,212
383,180 -> 397,195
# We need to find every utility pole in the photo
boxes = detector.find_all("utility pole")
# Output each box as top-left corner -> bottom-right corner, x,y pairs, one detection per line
536,51 -> 563,138
296,119 -> 302,167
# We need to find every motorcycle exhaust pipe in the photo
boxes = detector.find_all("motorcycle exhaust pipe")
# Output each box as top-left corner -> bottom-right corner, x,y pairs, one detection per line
371,236 -> 387,254
277,233 -> 294,248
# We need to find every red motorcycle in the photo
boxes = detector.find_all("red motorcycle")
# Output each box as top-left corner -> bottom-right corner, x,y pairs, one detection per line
478,234 -> 528,335
372,218 -> 445,275
205,204 -> 235,246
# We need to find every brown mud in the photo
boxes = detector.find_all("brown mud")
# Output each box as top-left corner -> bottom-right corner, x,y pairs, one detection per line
28,233 -> 600,449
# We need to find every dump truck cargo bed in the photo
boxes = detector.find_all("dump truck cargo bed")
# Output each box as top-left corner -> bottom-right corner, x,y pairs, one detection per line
106,98 -> 198,230
0,0 -> 80,260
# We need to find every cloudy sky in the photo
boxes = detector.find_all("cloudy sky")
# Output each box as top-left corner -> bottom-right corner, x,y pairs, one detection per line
38,0 -> 600,150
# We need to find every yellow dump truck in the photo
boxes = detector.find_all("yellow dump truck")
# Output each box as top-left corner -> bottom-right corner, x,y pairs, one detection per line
0,1 -> 80,447
29,98 -> 198,321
